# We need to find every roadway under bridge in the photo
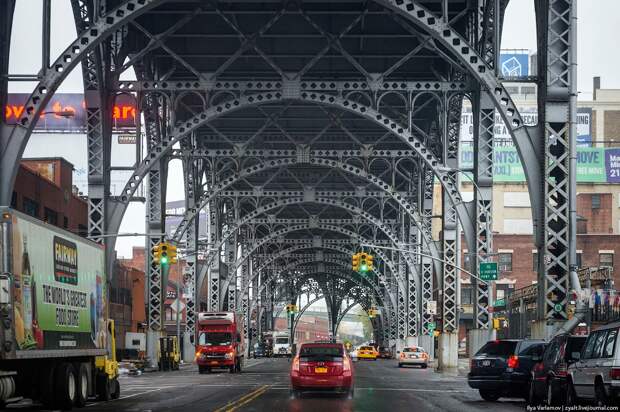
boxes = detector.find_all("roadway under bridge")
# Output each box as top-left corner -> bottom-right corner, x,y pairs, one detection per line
0,0 -> 579,369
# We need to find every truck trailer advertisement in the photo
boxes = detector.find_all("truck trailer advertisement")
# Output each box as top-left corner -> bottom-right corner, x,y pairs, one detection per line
9,212 -> 107,351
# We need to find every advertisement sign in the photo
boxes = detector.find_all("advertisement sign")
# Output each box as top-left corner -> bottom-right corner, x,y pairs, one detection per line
500,52 -> 529,77
460,145 -> 608,182
11,212 -> 107,351
605,148 -> 620,183
5,93 -> 136,131
460,107 -> 592,146
165,200 -> 208,239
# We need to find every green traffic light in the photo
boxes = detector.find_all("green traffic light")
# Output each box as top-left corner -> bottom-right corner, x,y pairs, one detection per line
360,264 -> 368,272
161,256 -> 169,265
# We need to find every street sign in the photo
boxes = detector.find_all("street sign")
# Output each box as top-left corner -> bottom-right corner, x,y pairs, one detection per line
479,262 -> 498,281
426,301 -> 437,315
494,298 -> 506,307
554,303 -> 564,313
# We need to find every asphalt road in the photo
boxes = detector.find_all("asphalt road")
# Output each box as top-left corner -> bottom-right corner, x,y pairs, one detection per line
9,358 -> 527,412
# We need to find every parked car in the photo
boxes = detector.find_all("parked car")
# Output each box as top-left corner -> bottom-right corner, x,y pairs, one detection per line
290,342 -> 354,398
378,346 -> 393,359
566,322 -> 620,406
398,346 -> 429,368
468,339 -> 546,401
529,334 -> 587,405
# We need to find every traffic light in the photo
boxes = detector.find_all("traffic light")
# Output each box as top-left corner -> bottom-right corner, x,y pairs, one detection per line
168,244 -> 178,264
352,253 -> 360,272
492,318 -> 500,330
366,254 -> 374,271
152,243 -> 162,266
359,253 -> 369,273
160,243 -> 169,266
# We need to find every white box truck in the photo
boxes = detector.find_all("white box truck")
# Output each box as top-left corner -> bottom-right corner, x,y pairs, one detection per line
0,208 -> 120,409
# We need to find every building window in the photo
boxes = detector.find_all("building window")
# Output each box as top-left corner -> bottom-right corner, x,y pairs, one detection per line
44,208 -> 58,225
461,287 -> 473,305
497,289 -> 505,299
63,216 -> 69,229
499,253 -> 513,272
532,252 -> 538,271
78,224 -> 88,237
23,197 -> 39,218
577,252 -> 583,268
592,194 -> 601,209
463,254 -> 472,272
165,306 -> 174,321
600,253 -> 614,268
11,191 -> 17,208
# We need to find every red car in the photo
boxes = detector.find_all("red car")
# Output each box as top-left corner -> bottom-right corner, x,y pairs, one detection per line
290,342 -> 354,398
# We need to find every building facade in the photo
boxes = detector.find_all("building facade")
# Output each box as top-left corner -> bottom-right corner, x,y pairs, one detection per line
10,157 -> 88,235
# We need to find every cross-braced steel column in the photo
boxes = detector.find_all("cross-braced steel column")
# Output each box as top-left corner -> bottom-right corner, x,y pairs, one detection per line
225,202 -> 238,311
439,93 -> 462,370
418,165 -> 435,355
468,91 -> 495,352
182,149 -> 199,361
534,0 -> 577,336
208,200 -> 221,311
466,90 -> 496,354
143,91 -> 168,366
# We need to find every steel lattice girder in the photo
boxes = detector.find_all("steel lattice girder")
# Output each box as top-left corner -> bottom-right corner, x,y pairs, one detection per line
1,0 -> 576,336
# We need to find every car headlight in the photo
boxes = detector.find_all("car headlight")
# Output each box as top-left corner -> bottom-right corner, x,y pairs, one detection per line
224,352 -> 234,359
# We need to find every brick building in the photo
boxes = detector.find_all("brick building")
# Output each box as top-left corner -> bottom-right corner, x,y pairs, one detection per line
110,261 -> 146,351
274,316 -> 330,343
10,157 -> 88,235
120,247 -> 190,337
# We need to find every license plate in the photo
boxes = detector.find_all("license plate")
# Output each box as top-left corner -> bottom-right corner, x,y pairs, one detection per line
409,355 -> 418,359
210,361 -> 218,365
482,360 -> 491,367
314,367 -> 328,373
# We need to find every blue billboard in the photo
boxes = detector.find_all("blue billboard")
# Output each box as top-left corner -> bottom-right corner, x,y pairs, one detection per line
500,53 -> 529,77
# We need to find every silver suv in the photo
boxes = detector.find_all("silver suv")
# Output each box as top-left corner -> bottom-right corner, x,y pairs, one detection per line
566,322 -> 620,406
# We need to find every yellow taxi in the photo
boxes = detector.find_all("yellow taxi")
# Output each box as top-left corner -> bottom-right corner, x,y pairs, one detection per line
357,345 -> 378,360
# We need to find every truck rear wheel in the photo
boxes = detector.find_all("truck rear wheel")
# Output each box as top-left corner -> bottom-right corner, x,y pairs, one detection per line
111,378 -> 120,400
96,375 -> 111,402
39,363 -> 56,408
55,362 -> 77,410
74,363 -> 89,407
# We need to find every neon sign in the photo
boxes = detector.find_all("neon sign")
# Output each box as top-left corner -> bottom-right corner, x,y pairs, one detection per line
5,93 -> 137,131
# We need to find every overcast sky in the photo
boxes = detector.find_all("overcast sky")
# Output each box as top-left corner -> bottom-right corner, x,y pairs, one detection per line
8,0 -> 620,257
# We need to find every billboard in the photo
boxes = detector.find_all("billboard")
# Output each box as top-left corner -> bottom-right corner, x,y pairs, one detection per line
459,145 -> 615,183
165,200 -> 208,239
5,93 -> 136,132
500,52 -> 529,77
460,107 -> 592,146
10,211 -> 107,351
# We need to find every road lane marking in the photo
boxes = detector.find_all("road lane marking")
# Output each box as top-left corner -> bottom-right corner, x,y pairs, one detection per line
85,388 -> 166,407
227,385 -> 270,411
213,385 -> 270,412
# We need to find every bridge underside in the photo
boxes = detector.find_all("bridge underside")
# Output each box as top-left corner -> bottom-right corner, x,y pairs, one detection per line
0,0 -> 577,366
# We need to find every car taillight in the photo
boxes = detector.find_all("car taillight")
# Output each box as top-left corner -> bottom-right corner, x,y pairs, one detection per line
556,362 -> 568,377
507,355 -> 519,369
610,368 -> 620,380
292,356 -> 300,372
343,358 -> 351,371
400,352 -> 405,359
422,352 -> 428,360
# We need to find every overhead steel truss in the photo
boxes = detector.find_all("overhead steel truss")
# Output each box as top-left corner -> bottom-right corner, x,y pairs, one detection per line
0,0 -> 578,351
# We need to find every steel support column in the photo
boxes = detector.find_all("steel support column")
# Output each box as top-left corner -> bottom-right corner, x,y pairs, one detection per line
534,0 -> 576,335
438,93 -> 461,370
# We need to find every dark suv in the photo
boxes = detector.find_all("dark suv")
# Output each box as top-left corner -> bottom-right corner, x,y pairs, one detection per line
528,334 -> 587,405
468,339 -> 546,401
